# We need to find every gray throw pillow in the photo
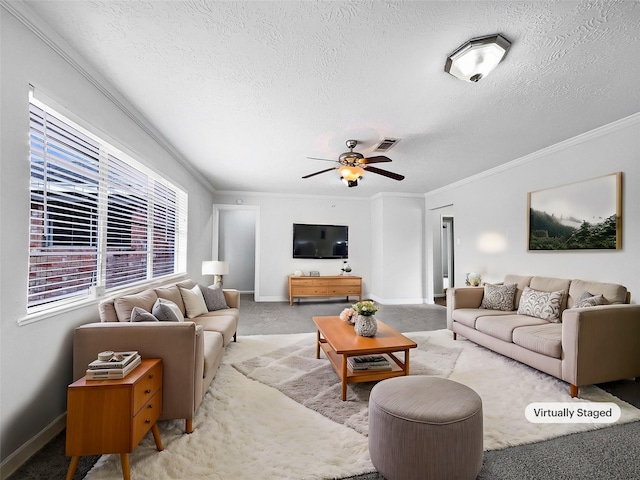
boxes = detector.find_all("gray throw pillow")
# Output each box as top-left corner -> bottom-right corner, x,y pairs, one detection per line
152,298 -> 185,322
480,283 -> 516,311
517,286 -> 564,322
130,306 -> 159,322
199,283 -> 229,311
575,293 -> 608,308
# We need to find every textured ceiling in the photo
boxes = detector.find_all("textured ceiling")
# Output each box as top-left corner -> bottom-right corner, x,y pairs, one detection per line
19,0 -> 640,197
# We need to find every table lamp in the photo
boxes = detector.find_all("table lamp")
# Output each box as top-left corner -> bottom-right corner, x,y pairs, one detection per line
202,261 -> 229,286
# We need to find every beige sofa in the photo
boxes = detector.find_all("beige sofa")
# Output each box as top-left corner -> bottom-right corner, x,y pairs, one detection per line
73,279 -> 239,433
447,275 -> 640,397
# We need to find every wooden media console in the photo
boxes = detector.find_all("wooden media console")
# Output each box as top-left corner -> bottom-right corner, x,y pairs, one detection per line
288,275 -> 362,305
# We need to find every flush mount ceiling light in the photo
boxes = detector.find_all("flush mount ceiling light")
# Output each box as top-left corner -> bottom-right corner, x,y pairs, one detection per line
445,34 -> 511,82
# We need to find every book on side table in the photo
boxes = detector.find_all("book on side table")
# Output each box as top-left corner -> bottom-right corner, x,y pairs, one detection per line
86,351 -> 141,380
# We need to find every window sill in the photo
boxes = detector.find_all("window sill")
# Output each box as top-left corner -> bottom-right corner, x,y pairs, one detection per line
19,272 -> 188,326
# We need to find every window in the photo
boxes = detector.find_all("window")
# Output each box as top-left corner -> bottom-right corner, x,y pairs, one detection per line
28,98 -> 187,311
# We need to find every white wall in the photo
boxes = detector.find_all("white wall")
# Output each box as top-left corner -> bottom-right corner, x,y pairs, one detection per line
370,195 -> 425,304
212,193 -> 376,300
424,114 -> 640,301
0,7 -> 215,468
211,193 -> 425,304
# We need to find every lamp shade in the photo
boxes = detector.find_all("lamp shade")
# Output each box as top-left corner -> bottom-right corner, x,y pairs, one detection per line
202,261 -> 229,275
338,165 -> 365,182
445,34 -> 511,82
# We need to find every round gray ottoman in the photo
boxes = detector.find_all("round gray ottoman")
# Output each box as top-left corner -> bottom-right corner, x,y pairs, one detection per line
368,376 -> 483,480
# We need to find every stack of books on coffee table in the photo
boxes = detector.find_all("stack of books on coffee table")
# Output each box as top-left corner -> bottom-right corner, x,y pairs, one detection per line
347,354 -> 391,372
86,351 -> 141,380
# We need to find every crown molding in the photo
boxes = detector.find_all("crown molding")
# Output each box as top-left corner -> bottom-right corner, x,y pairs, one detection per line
425,111 -> 640,199
1,0 -> 216,194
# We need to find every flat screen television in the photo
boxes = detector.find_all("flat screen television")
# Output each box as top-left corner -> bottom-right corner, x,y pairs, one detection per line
293,223 -> 348,259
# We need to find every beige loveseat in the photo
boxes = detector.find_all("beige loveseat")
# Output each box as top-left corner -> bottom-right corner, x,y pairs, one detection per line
73,279 -> 239,433
447,275 -> 640,398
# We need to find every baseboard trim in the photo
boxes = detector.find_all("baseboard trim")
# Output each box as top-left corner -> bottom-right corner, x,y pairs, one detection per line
0,413 -> 66,480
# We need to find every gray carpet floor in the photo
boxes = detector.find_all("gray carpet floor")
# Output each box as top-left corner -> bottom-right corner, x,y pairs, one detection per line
8,294 -> 640,479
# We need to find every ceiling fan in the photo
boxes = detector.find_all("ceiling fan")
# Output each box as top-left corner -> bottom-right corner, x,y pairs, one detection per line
302,140 -> 405,187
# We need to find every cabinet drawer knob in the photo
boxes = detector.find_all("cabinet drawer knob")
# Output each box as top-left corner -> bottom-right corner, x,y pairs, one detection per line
145,389 -> 151,394
145,419 -> 151,424
149,374 -> 154,379
148,404 -> 153,409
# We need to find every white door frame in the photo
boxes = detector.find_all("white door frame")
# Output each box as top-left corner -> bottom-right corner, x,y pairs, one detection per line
213,204 -> 261,299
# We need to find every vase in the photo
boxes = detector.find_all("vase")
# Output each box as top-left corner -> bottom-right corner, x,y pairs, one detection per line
354,315 -> 377,337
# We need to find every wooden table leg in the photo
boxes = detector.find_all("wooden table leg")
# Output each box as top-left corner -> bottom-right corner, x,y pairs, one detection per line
316,330 -> 321,359
341,356 -> 348,401
66,456 -> 79,480
151,423 -> 164,451
120,453 -> 131,480
404,349 -> 410,374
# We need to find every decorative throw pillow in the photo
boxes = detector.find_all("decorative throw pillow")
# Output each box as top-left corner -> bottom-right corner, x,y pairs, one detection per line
575,293 -> 608,308
517,286 -> 564,322
152,298 -> 185,322
179,285 -> 208,318
199,283 -> 229,311
480,283 -> 516,311
130,306 -> 159,322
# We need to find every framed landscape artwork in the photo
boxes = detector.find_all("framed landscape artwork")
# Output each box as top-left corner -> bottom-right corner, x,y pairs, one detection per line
528,172 -> 622,251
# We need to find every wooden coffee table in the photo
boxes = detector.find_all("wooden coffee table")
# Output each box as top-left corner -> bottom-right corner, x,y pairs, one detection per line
313,316 -> 417,400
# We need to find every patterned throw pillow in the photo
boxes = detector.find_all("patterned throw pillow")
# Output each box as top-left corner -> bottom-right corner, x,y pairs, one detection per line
517,286 -> 564,322
199,283 -> 229,311
480,283 -> 516,311
130,306 -> 159,322
152,298 -> 185,322
574,291 -> 608,308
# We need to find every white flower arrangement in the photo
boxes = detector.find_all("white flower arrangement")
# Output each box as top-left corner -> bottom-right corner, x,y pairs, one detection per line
352,300 -> 379,317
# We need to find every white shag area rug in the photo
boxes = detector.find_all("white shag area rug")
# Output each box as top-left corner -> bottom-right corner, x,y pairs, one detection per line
84,330 -> 640,480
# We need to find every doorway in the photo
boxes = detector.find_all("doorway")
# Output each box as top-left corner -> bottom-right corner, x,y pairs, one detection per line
441,216 -> 455,294
214,205 -> 259,297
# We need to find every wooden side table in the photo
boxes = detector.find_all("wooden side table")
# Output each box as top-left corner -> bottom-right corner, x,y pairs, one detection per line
66,358 -> 163,480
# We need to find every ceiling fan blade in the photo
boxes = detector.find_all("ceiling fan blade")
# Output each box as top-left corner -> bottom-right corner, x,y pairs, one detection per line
307,157 -> 338,163
302,167 -> 337,179
361,155 -> 392,164
364,165 -> 405,181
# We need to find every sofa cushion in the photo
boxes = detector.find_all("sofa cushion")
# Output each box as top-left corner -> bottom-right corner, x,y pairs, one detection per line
517,286 -> 564,322
199,283 -> 229,311
202,307 -> 240,322
195,314 -> 238,346
512,323 -> 562,359
475,315 -> 548,343
99,300 -> 119,322
130,306 -> 159,322
568,279 -> 627,307
530,276 -> 571,311
480,283 -> 516,311
452,308 -> 514,329
154,285 -> 186,315
503,275 -> 533,308
152,298 -> 185,322
202,331 -> 224,380
114,289 -> 158,322
179,285 -> 209,318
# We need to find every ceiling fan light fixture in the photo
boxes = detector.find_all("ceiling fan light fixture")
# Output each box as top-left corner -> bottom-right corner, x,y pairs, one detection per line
445,34 -> 511,82
338,165 -> 364,182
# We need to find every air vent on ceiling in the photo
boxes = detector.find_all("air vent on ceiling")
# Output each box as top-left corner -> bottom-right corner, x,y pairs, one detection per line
373,138 -> 400,152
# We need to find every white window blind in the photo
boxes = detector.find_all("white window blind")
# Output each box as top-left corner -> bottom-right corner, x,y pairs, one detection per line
28,98 -> 188,311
